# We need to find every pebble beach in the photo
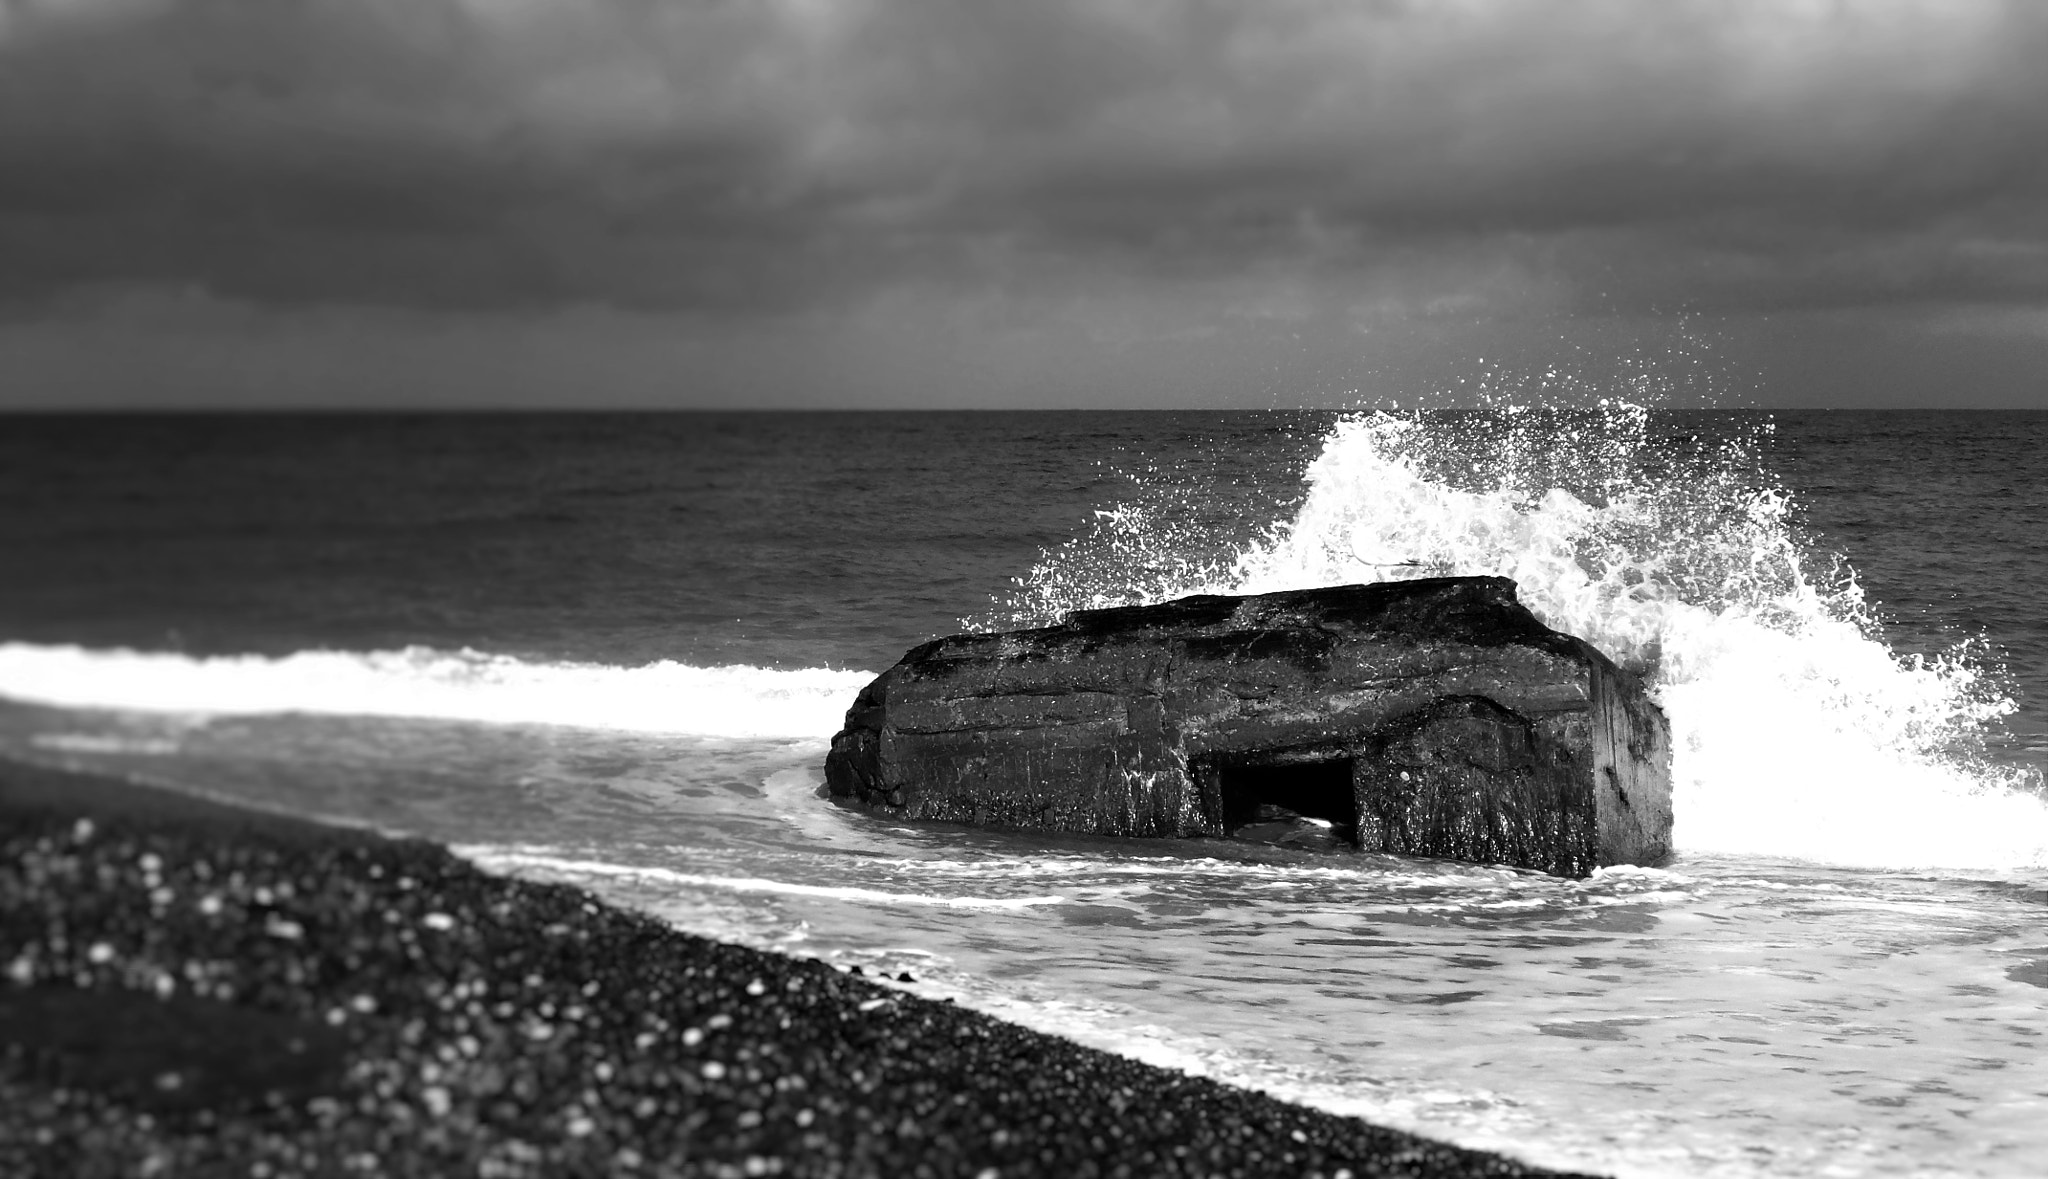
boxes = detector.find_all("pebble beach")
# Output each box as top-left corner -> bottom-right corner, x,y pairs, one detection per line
0,758 -> 1600,1179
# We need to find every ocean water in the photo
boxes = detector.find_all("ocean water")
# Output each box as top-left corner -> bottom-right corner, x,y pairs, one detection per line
3,406 -> 2047,1178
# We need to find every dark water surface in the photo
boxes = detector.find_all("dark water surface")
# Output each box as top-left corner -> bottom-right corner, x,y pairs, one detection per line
3,410 -> 2041,721
0,412 -> 1322,668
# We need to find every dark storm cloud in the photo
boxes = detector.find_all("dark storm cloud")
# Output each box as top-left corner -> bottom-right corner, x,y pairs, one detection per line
0,0 -> 836,309
4,0 -> 2048,316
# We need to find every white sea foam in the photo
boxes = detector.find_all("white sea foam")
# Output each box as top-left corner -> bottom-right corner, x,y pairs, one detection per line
995,399 -> 2048,871
458,848 -> 1068,910
27,732 -> 183,756
0,644 -> 872,740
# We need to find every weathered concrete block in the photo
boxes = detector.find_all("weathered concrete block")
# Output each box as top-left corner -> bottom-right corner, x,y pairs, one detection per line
825,577 -> 1671,877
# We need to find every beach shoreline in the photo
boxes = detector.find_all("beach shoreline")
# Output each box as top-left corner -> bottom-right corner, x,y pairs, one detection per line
1,756 -> 1600,1178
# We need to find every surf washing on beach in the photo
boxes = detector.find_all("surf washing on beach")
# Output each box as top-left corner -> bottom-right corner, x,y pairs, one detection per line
4,397 -> 2047,1178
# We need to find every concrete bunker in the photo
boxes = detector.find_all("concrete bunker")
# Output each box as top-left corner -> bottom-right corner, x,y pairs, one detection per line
825,577 -> 1673,878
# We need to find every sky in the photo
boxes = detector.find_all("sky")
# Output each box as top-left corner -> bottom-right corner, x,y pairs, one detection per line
2,0 -> 2046,410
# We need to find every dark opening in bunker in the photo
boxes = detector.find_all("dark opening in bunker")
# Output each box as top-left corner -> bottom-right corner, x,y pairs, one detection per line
1210,753 -> 1359,845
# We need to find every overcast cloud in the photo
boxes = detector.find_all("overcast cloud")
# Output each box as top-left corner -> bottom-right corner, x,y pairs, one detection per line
3,0 -> 2046,406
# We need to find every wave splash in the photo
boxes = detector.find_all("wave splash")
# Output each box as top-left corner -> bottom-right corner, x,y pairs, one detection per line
990,398 -> 2047,870
0,645 -> 871,740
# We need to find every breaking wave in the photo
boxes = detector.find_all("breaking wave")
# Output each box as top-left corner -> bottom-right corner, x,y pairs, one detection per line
987,397 -> 2048,871
0,645 -> 871,740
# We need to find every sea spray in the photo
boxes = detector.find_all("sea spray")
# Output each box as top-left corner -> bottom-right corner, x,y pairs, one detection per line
987,400 -> 2048,870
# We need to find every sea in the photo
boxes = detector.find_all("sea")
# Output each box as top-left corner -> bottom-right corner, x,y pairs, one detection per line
2,401 -> 2046,1179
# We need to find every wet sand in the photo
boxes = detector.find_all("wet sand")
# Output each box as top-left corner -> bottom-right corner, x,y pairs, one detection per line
1,758 -> 1600,1178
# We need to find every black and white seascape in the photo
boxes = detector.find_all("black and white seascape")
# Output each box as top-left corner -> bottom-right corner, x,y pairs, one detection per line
6,3 -> 2048,1177
5,406 -> 2047,1177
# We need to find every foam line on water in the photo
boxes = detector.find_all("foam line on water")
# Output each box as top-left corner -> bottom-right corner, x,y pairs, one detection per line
459,848 -> 1069,910
0,643 -> 872,740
